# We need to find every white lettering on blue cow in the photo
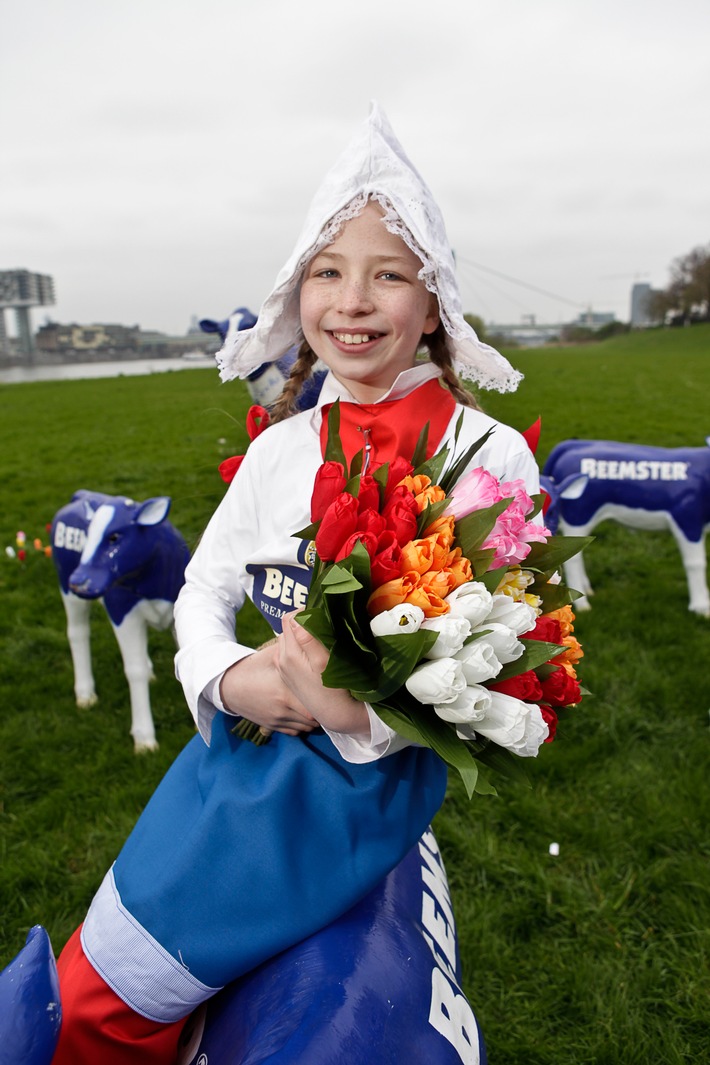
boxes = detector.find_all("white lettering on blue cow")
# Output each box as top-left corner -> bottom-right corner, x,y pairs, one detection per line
419,830 -> 479,1064
429,968 -> 480,1065
580,458 -> 689,481
261,567 -> 309,610
54,521 -> 87,553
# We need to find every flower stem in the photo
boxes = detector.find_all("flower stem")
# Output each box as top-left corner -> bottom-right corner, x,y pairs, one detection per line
232,719 -> 273,746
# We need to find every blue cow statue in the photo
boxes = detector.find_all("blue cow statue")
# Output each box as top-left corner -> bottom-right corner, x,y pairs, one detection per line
51,490 -> 191,750
0,830 -> 485,1065
199,306 -> 327,411
0,926 -> 61,1065
543,438 -> 710,616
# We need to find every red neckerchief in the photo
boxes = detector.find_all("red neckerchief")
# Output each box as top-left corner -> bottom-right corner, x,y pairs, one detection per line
319,378 -> 457,467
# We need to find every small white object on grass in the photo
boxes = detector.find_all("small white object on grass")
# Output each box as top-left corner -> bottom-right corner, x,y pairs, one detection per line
549,842 -> 560,857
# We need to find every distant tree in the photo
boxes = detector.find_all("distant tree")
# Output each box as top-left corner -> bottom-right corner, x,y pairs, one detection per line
464,313 -> 487,342
595,320 -> 630,341
653,242 -> 710,323
559,324 -> 595,344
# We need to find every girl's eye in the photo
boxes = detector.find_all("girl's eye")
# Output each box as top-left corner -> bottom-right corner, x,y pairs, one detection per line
313,268 -> 339,279
379,271 -> 404,282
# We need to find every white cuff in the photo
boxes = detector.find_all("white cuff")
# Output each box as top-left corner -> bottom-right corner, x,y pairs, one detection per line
322,703 -> 412,763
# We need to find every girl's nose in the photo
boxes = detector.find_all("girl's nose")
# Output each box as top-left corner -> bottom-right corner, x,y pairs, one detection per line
338,278 -> 374,316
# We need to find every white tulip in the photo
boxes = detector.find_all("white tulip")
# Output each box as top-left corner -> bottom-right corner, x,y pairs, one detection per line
463,691 -> 549,757
470,622 -> 524,665
421,614 -> 471,659
486,595 -> 538,636
453,639 -> 502,684
370,604 -> 425,637
405,658 -> 467,706
444,582 -> 493,627
434,684 -> 491,724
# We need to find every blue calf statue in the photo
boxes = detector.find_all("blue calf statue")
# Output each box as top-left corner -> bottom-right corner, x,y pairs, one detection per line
51,490 -> 191,751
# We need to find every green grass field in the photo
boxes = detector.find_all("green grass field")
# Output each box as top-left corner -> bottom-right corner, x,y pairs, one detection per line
1,326 -> 709,1062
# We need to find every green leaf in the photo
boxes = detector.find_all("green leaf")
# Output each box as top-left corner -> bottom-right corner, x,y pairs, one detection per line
534,581 -> 578,612
321,630 -> 378,689
493,639 -> 567,681
416,498 -> 450,537
373,462 -> 390,496
350,629 -> 438,702
296,608 -> 336,650
455,498 -> 512,557
528,492 -> 546,520
294,520 -> 319,541
472,739 -> 532,787
324,401 -> 347,469
374,701 -> 480,799
474,556 -> 504,589
438,426 -> 495,496
320,566 -> 364,596
410,422 -> 431,468
525,535 -> 594,576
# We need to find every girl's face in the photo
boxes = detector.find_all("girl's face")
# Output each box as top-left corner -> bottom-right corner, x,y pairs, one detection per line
299,202 -> 439,402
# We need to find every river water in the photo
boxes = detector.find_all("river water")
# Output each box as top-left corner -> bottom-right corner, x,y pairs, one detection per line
0,355 -> 216,386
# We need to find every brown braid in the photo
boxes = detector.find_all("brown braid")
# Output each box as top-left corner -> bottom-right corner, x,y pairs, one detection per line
269,342 -> 318,423
423,324 -> 483,411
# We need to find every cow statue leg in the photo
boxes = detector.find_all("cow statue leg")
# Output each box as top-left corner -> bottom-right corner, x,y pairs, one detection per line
674,532 -> 710,616
60,591 -> 99,708
109,606 -> 158,752
559,521 -> 594,611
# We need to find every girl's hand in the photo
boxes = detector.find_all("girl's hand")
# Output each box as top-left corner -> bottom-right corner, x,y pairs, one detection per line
219,642 -> 318,736
277,612 -> 371,739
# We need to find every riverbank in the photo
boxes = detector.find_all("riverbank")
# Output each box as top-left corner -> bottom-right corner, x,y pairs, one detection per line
0,354 -> 215,386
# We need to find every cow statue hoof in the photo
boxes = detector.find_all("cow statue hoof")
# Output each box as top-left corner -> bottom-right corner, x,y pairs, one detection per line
76,692 -> 99,708
134,736 -> 160,754
0,925 -> 61,1065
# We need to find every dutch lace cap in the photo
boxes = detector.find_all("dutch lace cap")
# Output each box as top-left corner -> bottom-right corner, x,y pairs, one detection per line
217,101 -> 522,393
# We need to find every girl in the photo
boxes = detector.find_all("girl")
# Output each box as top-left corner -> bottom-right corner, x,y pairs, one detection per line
54,102 -> 538,1063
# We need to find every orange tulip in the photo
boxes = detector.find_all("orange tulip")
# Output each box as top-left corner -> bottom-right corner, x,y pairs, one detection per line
398,474 -> 431,496
367,572 -> 420,617
399,538 -> 437,575
405,584 -> 450,618
420,568 -> 457,600
422,514 -> 455,547
547,604 -> 575,639
414,484 -> 447,514
446,547 -> 473,588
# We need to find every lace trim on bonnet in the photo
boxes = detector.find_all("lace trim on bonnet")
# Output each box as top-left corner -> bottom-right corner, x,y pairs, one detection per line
216,104 -> 522,394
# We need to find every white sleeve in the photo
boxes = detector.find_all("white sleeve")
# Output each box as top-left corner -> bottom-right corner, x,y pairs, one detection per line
173,460 -> 260,743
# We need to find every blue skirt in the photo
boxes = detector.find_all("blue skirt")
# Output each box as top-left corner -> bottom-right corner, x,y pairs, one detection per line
112,715 -> 448,990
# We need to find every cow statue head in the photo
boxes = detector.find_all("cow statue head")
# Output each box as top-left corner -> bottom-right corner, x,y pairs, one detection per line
68,496 -> 173,600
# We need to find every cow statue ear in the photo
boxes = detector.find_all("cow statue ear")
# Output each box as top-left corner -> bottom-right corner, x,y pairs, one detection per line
135,497 -> 171,527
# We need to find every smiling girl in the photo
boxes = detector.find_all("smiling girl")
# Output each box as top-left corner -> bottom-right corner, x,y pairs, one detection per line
53,103 -> 538,1063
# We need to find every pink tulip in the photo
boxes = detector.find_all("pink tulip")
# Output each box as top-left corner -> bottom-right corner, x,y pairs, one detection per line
445,467 -> 503,520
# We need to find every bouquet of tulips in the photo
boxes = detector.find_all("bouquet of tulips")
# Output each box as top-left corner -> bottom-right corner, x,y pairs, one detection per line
294,403 -> 589,797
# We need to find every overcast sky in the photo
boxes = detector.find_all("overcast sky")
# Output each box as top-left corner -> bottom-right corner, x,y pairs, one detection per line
3,0 -> 709,337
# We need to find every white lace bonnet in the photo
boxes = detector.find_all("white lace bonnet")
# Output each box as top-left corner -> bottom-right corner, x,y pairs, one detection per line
216,101 -> 522,393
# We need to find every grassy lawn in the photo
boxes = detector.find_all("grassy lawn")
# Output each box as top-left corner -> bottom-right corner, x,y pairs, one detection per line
1,326 -> 709,1062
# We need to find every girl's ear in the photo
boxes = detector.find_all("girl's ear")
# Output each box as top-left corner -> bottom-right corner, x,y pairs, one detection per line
423,292 -> 440,335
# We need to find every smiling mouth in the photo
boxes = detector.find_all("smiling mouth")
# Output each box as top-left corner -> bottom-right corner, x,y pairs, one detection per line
330,331 -> 382,345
